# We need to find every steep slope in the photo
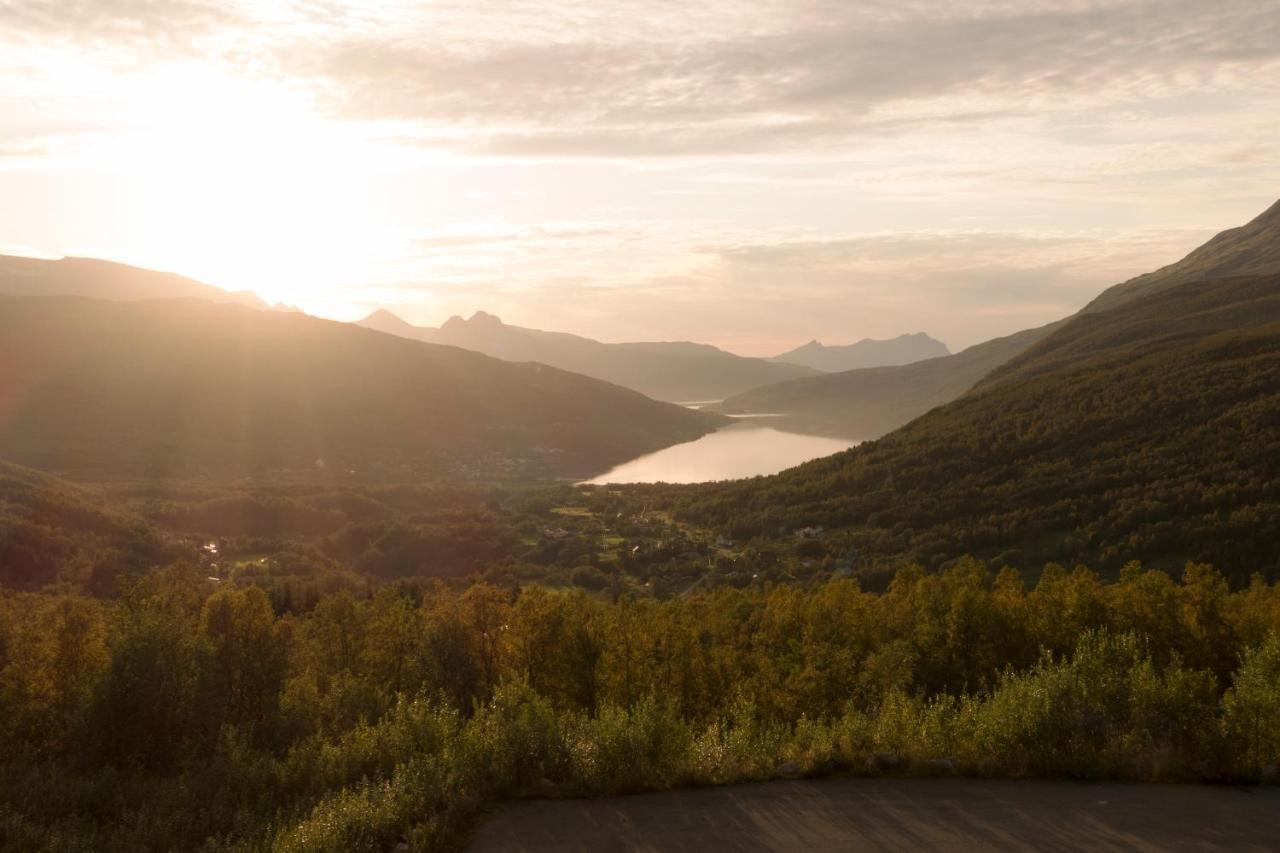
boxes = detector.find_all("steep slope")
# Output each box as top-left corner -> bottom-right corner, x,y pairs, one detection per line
355,310 -> 818,402
0,254 -> 268,308
1083,199 -> 1280,313
771,333 -> 950,372
715,198 -> 1280,439
673,274 -> 1280,581
0,296 -> 723,482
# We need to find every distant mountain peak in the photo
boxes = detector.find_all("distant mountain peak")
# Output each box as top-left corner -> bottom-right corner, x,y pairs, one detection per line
441,310 -> 506,333
359,308 -> 417,330
467,310 -> 505,327
771,332 -> 950,372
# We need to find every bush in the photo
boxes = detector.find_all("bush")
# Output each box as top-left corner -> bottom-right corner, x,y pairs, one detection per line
1222,634 -> 1280,776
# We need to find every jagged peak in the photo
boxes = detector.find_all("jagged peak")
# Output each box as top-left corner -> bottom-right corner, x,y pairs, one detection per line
443,310 -> 505,331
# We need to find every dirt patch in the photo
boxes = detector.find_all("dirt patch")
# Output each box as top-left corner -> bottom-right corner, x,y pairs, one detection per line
468,778 -> 1280,852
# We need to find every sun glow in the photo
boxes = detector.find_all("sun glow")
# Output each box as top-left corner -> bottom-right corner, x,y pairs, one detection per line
90,67 -> 424,313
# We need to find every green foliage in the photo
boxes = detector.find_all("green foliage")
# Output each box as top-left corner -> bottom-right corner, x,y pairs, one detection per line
568,696 -> 691,793
1222,634 -> 1280,775
2,562 -> 1279,851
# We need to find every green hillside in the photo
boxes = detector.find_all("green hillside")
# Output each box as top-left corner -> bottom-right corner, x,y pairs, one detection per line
0,461 -> 174,590
668,274 -> 1280,581
0,296 -> 723,483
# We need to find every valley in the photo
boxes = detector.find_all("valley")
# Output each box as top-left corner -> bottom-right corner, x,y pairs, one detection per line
3,12 -> 1280,846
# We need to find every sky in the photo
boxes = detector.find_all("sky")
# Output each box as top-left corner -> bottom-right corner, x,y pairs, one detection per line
2,1 -> 1279,355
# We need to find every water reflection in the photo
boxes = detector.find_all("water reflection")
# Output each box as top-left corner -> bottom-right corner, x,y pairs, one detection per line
584,421 -> 857,484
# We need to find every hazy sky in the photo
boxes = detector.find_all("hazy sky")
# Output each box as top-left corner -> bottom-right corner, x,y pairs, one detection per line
2,0 -> 1279,354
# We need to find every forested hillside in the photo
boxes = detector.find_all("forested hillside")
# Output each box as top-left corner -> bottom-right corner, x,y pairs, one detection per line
0,297 -> 723,482
672,274 -> 1280,581
0,462 -> 176,591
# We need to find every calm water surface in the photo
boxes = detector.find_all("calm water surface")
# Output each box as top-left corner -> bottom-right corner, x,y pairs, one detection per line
584,421 -> 857,484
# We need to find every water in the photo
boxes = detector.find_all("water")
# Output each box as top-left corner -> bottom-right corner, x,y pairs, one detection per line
584,421 -> 857,484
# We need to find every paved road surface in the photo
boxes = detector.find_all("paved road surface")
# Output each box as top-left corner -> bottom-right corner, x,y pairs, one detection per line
469,778 -> 1280,852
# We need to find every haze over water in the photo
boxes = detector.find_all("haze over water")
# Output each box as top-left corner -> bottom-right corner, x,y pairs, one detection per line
584,421 -> 856,484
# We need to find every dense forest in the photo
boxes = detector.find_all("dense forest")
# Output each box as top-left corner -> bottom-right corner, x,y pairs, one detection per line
1,562 -> 1278,851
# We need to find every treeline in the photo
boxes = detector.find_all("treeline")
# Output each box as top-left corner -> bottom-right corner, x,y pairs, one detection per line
2,559 -> 1278,851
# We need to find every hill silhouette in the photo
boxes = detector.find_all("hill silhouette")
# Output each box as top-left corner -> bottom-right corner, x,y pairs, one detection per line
0,296 -> 724,483
672,273 -> 1280,581
716,199 -> 1280,438
355,310 -> 818,402
0,254 -> 269,308
771,332 -> 949,372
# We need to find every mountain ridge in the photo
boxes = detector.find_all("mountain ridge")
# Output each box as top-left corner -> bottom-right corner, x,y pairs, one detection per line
0,254 -> 270,309
715,197 -> 1280,438
771,332 -> 950,372
0,295 -> 724,483
354,309 -> 820,402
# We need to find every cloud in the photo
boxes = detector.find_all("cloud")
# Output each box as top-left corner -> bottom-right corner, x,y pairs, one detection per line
3,0 -> 1279,355
285,0 -> 1280,157
0,0 -> 238,47
367,221 -> 1212,353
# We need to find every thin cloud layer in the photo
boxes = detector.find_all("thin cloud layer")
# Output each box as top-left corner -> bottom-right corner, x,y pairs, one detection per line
1,0 -> 1278,350
294,0 -> 1280,156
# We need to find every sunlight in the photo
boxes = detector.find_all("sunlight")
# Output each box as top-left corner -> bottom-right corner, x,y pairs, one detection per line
105,68 -> 420,310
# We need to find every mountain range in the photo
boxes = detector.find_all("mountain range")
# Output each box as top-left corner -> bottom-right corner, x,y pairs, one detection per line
715,199 -> 1280,438
356,309 -> 820,402
1,252 -> 953,407
770,333 -> 949,372
0,296 -> 723,482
